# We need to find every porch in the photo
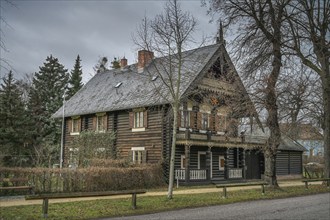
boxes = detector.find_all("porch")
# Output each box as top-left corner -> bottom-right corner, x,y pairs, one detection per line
174,131 -> 264,183
175,168 -> 243,181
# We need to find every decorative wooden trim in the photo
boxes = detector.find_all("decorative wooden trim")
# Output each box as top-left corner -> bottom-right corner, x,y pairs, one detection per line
143,111 -> 148,128
96,112 -> 106,116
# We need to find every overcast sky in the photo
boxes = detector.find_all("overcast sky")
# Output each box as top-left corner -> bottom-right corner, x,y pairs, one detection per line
0,0 -> 219,82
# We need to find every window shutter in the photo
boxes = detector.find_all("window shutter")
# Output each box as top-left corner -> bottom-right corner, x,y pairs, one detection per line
197,112 -> 202,130
128,151 -> 133,162
67,118 -> 72,133
129,112 -> 134,128
190,111 -> 195,129
143,111 -> 148,128
78,118 -> 82,132
142,150 -> 147,163
103,114 -> 108,131
177,111 -> 181,128
92,116 -> 97,131
215,115 -> 220,131
210,112 -> 215,131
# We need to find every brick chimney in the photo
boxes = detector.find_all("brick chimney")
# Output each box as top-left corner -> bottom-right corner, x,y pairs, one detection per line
138,50 -> 154,71
120,57 -> 127,68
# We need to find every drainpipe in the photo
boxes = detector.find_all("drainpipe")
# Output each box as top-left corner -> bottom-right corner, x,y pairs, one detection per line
60,89 -> 66,169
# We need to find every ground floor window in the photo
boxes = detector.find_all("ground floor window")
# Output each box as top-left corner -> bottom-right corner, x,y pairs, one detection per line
131,147 -> 146,164
219,155 -> 225,171
181,155 -> 186,169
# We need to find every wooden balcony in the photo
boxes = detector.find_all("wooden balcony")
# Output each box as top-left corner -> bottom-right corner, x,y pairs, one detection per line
176,130 -> 267,148
198,78 -> 236,95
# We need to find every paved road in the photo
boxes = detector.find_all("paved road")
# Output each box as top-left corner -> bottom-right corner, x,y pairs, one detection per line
106,193 -> 330,220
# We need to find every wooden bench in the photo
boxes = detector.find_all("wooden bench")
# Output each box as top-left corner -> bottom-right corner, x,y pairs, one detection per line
215,181 -> 268,198
25,189 -> 147,218
302,178 -> 330,190
0,178 -> 34,194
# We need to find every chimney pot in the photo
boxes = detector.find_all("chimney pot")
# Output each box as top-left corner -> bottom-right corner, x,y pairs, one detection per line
138,50 -> 154,71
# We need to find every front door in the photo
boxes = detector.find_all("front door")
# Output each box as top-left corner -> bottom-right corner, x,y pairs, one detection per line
245,150 -> 261,179
198,152 -> 207,169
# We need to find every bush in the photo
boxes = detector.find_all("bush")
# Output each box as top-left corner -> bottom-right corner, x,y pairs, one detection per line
0,163 -> 165,195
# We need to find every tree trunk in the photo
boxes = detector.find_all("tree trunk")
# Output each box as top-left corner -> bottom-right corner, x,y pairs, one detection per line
321,71 -> 330,179
264,35 -> 282,187
167,103 -> 179,199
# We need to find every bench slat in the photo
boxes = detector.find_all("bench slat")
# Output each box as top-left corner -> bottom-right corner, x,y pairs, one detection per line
25,190 -> 146,200
0,186 -> 33,190
216,182 -> 268,188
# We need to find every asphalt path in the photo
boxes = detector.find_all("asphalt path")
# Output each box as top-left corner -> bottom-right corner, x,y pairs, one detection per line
105,193 -> 330,220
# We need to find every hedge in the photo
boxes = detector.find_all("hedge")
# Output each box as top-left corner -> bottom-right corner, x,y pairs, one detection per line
0,163 -> 165,195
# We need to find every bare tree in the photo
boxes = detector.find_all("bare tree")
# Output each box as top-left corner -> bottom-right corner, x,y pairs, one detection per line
0,0 -> 16,75
277,62 -> 320,139
205,0 -> 291,187
285,0 -> 330,178
133,0 -> 199,199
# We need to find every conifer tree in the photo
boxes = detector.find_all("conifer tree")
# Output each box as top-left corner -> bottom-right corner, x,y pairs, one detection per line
67,55 -> 83,99
28,55 -> 69,167
0,71 -> 31,166
111,57 -> 121,69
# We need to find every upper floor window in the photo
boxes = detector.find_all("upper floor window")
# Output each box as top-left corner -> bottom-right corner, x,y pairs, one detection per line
134,111 -> 144,128
201,113 -> 209,130
129,109 -> 148,131
180,110 -> 190,128
96,114 -> 107,132
93,113 -> 107,132
70,117 -> 81,135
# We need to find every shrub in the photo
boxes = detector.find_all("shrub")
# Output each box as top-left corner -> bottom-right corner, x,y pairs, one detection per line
0,163 -> 165,195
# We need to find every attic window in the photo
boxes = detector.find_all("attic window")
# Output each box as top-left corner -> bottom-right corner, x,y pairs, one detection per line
115,82 -> 122,88
151,75 -> 158,81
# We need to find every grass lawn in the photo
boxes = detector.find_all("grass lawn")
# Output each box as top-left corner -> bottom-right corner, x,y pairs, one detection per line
1,185 -> 329,220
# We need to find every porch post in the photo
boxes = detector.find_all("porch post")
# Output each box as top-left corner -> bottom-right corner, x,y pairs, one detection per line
242,149 -> 246,179
225,148 -> 230,179
207,146 -> 212,181
185,144 -> 190,184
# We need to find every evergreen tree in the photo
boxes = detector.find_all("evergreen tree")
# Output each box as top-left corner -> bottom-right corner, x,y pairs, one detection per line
28,55 -> 69,167
67,55 -> 83,99
111,57 -> 121,69
0,71 -> 31,166
93,56 -> 109,74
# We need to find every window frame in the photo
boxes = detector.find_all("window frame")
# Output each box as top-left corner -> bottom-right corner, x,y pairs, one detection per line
70,117 -> 80,135
219,155 -> 225,171
180,155 -> 186,169
131,147 -> 146,164
96,114 -> 106,132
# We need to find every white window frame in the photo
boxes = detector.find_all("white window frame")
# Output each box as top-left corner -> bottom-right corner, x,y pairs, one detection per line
180,110 -> 190,128
134,111 -> 144,128
71,118 -> 80,135
131,147 -> 145,164
201,113 -> 209,130
219,155 -> 225,171
96,114 -> 106,132
181,155 -> 186,169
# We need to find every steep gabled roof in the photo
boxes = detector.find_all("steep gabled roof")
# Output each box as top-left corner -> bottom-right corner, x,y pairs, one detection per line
53,44 -> 220,118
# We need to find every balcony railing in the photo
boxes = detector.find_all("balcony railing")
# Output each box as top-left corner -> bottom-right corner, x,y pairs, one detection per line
228,168 -> 243,179
175,169 -> 207,180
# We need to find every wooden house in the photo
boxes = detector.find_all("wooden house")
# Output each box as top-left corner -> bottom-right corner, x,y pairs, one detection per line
53,29 -> 305,183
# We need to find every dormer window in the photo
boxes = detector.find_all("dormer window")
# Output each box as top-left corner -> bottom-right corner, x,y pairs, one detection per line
115,82 -> 122,88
